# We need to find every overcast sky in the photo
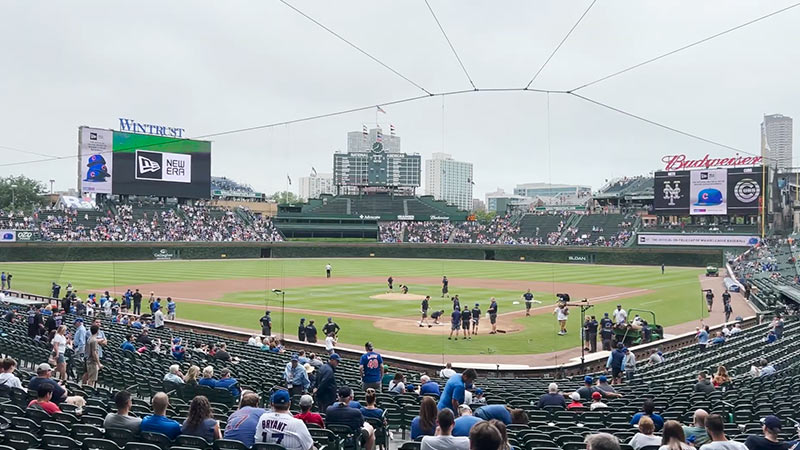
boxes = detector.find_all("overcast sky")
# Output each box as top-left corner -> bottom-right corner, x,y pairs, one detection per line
1,1 -> 798,200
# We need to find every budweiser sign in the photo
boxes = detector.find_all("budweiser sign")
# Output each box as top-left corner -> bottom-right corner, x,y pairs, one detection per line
662,154 -> 762,171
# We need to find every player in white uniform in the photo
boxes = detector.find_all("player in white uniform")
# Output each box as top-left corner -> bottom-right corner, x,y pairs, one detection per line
554,302 -> 569,335
254,390 -> 315,450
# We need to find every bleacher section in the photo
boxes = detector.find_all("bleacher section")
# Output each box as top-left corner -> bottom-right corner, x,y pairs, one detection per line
518,214 -> 569,241
572,214 -> 624,241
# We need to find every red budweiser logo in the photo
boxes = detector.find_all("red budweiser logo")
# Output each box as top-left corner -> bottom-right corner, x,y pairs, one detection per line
662,154 -> 762,171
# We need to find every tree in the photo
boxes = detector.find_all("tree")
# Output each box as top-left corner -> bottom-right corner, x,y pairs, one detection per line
473,210 -> 497,224
268,191 -> 301,204
0,175 -> 45,212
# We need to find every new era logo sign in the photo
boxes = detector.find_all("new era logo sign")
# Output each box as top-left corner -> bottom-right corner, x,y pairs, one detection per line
135,150 -> 191,183
89,132 -> 98,140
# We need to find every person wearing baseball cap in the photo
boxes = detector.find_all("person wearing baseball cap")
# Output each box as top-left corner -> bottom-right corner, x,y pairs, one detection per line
254,390 -> 314,450
567,392 -> 583,410
314,354 -> 340,410
744,416 -> 789,450
284,354 -> 309,396
589,391 -> 608,411
326,386 -> 375,450
294,394 -> 324,428
223,391 -> 265,448
28,363 -> 67,404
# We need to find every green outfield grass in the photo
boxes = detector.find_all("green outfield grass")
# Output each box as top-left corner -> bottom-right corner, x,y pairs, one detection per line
1,258 -> 704,355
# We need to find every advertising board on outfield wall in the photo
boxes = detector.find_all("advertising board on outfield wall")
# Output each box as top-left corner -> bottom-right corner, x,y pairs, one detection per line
638,234 -> 759,247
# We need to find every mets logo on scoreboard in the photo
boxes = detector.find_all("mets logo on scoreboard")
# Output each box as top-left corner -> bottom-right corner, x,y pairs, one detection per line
135,150 -> 192,183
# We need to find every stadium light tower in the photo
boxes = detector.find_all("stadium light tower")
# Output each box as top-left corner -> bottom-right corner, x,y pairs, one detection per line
49,179 -> 55,194
272,289 -> 285,338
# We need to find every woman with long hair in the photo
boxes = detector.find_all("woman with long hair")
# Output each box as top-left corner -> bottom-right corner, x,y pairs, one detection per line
411,396 -> 437,440
388,373 -> 406,393
51,325 -> 70,381
181,395 -> 221,442
659,420 -> 691,450
712,365 -> 732,387
184,365 -> 200,385
489,419 -> 511,450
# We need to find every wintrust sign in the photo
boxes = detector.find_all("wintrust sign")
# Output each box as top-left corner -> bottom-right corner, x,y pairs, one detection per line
119,118 -> 185,138
662,154 -> 762,171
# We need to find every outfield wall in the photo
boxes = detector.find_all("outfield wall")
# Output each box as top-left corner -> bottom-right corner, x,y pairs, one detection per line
0,242 -> 723,266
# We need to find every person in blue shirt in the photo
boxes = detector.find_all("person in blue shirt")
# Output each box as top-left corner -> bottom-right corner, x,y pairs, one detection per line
360,342 -> 384,391
199,366 -> 216,388
284,355 -> 310,396
411,396 -> 438,440
474,404 -> 512,424
171,338 -> 185,361
697,326 -> 710,351
709,332 -> 726,346
167,297 -> 176,320
606,344 -> 627,383
419,375 -> 440,396
131,318 -> 143,329
140,392 -> 182,440
438,369 -> 478,411
452,405 -> 483,436
121,334 -> 136,352
215,369 -> 241,398
630,399 -> 665,431
223,392 -> 265,448
72,318 -> 87,358
764,330 -> 777,344
150,297 -> 161,314
360,388 -> 385,421
448,308 -> 462,341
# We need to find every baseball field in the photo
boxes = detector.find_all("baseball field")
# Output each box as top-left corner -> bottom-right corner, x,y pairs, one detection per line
2,258 -> 709,359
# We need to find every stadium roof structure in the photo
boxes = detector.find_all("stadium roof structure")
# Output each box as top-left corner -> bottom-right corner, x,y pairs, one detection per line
593,176 -> 654,201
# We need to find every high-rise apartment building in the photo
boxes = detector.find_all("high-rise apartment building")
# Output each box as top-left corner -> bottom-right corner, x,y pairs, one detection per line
299,173 -> 334,200
762,114 -> 793,169
425,153 -> 473,211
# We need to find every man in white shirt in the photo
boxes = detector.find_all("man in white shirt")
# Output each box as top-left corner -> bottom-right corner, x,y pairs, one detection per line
247,335 -> 260,346
325,333 -> 337,355
703,414 -> 747,450
254,390 -> 315,450
153,307 -> 165,329
421,408 -> 469,450
612,305 -> 627,325
325,264 -> 332,279
0,358 -> 24,390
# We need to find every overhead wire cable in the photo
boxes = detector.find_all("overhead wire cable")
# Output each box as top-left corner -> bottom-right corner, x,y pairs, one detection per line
423,0 -> 477,90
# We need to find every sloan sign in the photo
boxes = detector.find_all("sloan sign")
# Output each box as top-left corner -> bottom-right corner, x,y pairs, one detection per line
662,154 -> 762,171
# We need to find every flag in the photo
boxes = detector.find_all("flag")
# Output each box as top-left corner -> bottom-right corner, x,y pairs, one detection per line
362,124 -> 368,141
377,129 -> 383,143
312,167 -> 317,176
376,105 -> 386,114
390,124 -> 395,135
287,174 -> 292,185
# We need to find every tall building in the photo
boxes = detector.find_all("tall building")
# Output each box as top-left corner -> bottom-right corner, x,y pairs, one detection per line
425,153 -> 473,211
762,114 -> 793,169
299,173 -> 334,200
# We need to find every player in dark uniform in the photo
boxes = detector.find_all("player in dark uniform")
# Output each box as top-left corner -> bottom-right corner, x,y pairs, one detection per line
387,276 -> 394,291
401,285 -> 408,294
705,290 -> 714,312
259,311 -> 272,336
298,318 -> 306,341
441,276 -> 449,297
523,289 -> 534,316
452,294 -> 461,311
461,306 -> 472,339
488,298 -> 498,334
722,290 -> 731,306
305,320 -> 318,343
471,303 -> 481,335
600,314 -> 614,351
420,296 -> 431,327
448,308 -> 461,340
431,310 -> 444,325
584,315 -> 598,353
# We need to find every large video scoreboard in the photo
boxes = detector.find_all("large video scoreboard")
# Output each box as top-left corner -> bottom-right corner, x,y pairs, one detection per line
333,141 -> 420,188
653,166 -> 763,215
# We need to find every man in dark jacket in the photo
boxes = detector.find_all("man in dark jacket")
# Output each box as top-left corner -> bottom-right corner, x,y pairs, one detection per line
305,320 -> 318,343
606,343 -> 626,383
314,353 -> 340,410
298,318 -> 306,341
260,311 -> 271,337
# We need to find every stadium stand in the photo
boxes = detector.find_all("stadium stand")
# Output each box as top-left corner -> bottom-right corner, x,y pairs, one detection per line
0,285 -> 797,450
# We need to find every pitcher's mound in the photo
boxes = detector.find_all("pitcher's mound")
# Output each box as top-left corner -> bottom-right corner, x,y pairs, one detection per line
370,293 -> 427,301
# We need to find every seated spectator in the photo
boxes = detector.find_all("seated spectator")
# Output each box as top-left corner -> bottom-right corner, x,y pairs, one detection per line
255,390 -> 314,450
171,338 -> 185,360
326,387 -> 375,450
704,413 -> 748,450
590,392 -> 608,410
681,410 -> 709,446
120,334 -> 136,352
453,405 -> 484,437
712,366 -> 732,388
576,376 -> 598,400
694,371 -> 714,394
140,392 -> 182,440
744,415 -> 790,450
474,404 -> 512,424
567,392 -> 584,410
538,382 -> 566,409
247,335 -> 260,346
295,394 -> 325,428
439,363 -> 456,379
411,396 -> 438,440
470,388 -> 487,406
164,365 -> 184,385
28,384 -> 61,415
649,349 -> 665,365
215,368 -> 241,398
586,433 -> 621,450
628,416 -> 661,450
198,366 -> 216,387
631,399 -> 665,431
760,360 -> 776,377
181,395 -> 221,442
419,375 -> 441,397
421,408 -> 469,450
360,388 -> 385,421
104,390 -> 142,434
709,332 -> 726,346
489,419 -> 512,450
135,328 -> 151,346
184,366 -> 200,385
595,375 -> 617,395
388,373 -> 406,393
0,357 -> 23,390
215,343 -> 231,361
224,391 -> 266,448
28,363 -> 67,404
660,420 -> 691,450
